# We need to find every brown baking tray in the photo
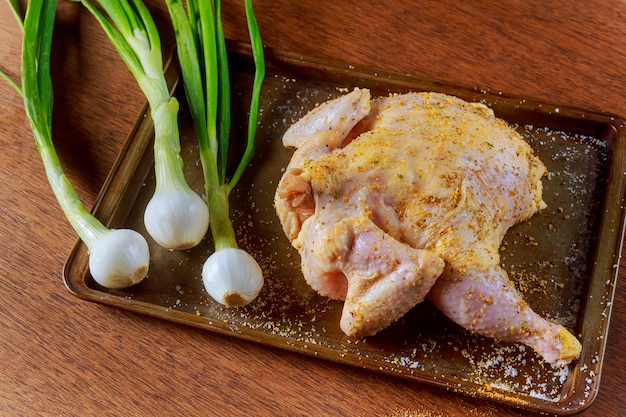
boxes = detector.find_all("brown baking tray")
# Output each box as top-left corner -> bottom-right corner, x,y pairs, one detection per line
63,42 -> 625,415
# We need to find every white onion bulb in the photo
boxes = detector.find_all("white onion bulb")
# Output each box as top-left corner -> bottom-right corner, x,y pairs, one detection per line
144,187 -> 210,250
89,229 -> 150,289
202,248 -> 264,306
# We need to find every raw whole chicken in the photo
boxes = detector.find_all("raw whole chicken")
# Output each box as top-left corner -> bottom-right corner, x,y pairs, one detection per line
274,88 -> 581,367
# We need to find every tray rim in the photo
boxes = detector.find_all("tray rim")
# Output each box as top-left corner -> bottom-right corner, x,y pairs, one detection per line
62,42 -> 626,415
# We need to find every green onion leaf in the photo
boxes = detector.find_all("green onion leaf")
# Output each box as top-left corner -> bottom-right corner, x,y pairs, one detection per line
227,0 -> 265,192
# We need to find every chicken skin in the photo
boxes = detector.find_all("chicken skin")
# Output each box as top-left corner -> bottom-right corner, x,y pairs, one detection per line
275,88 -> 581,366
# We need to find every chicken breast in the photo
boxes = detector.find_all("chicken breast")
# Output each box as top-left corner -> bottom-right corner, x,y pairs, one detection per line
275,88 -> 581,367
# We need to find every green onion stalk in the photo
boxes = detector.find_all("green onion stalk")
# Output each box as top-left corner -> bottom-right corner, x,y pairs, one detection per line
4,0 -> 150,289
6,0 -> 23,30
165,0 -> 266,306
76,0 -> 210,251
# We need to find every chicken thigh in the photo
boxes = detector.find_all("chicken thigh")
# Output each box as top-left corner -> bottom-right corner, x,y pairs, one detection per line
275,88 -> 581,366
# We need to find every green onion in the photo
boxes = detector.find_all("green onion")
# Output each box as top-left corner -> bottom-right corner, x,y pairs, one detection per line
165,0 -> 266,306
7,0 -> 150,289
76,0 -> 210,250
7,0 -> 24,30
0,1 -> 23,93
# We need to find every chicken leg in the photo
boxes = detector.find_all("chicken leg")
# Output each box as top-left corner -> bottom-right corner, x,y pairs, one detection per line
428,265 -> 581,367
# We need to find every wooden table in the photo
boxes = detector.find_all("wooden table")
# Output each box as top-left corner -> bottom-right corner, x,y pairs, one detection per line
1,1 -> 624,415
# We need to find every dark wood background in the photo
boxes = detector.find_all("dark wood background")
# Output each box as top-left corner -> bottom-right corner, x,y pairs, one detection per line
0,1 -> 624,415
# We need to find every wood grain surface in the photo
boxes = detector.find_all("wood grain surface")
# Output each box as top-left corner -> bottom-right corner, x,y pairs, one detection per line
1,1 -> 625,416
